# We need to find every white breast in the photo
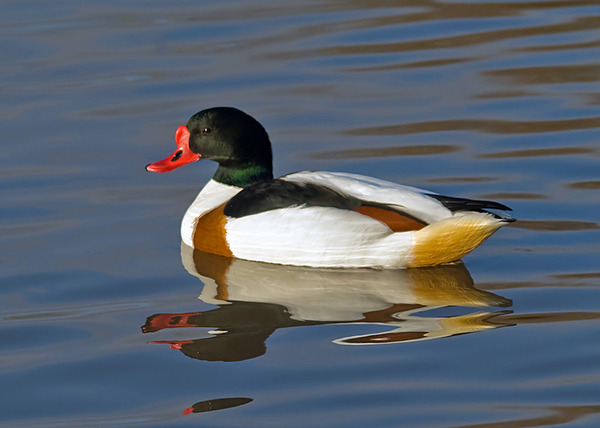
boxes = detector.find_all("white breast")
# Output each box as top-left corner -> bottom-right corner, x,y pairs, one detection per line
180,179 -> 241,247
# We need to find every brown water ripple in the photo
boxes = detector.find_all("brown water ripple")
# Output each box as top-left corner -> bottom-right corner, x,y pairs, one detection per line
458,404 -> 600,428
274,12 -> 600,60
479,192 -> 549,200
480,147 -> 596,158
553,272 -> 600,281
311,144 -> 459,159
426,177 -> 497,183
346,118 -> 600,136
485,65 -> 600,85
516,38 -> 600,53
353,57 -> 475,72
568,180 -> 600,189
509,220 -> 600,231
482,269 -> 600,289
497,311 -> 600,325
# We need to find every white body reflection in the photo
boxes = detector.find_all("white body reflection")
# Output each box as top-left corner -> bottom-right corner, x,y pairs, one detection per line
179,243 -> 510,346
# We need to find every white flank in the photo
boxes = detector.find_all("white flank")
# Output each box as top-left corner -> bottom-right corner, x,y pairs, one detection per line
180,179 -> 241,247
225,205 -> 414,268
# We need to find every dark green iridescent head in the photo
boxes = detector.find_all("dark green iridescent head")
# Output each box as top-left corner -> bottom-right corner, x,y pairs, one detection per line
186,107 -> 274,187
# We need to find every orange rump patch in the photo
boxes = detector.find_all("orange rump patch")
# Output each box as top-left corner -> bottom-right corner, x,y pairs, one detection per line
193,204 -> 234,257
355,205 -> 426,232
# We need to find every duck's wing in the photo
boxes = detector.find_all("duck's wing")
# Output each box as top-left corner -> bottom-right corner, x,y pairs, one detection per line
223,171 -> 513,230
282,171 -> 513,223
281,171 -> 451,224
223,177 -> 427,233
223,179 -> 361,218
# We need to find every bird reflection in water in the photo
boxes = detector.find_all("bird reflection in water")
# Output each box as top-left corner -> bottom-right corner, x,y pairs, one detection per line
142,243 -> 511,362
142,244 -> 512,414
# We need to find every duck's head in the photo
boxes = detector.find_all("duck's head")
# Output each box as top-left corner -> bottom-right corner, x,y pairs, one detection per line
147,107 -> 273,187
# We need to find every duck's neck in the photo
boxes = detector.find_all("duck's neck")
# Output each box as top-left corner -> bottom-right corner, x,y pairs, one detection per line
213,162 -> 273,187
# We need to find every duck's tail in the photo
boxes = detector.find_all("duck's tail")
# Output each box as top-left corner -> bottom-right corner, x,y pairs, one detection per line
407,212 -> 511,267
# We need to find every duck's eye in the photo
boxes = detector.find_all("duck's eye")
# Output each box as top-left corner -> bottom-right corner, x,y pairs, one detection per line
202,127 -> 212,134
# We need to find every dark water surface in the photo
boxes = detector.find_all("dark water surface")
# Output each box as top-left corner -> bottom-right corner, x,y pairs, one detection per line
2,1 -> 599,427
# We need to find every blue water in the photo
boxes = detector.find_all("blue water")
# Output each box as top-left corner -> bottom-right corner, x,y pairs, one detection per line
1,1 -> 599,426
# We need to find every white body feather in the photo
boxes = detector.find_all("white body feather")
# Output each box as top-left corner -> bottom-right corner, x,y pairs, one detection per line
181,172 -> 505,268
225,205 -> 413,268
181,178 -> 239,247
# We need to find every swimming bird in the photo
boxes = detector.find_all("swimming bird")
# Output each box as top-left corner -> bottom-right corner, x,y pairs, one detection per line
146,107 -> 514,268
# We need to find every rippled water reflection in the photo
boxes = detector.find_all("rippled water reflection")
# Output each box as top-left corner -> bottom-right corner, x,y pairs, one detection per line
142,246 -> 511,358
1,0 -> 599,426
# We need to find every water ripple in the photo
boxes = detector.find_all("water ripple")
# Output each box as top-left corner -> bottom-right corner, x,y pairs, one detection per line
346,117 -> 600,135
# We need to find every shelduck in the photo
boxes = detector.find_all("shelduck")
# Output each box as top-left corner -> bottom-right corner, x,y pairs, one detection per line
146,107 -> 514,268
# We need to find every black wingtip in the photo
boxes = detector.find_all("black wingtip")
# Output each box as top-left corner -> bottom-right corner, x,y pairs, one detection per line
491,201 -> 512,212
426,193 -> 513,213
